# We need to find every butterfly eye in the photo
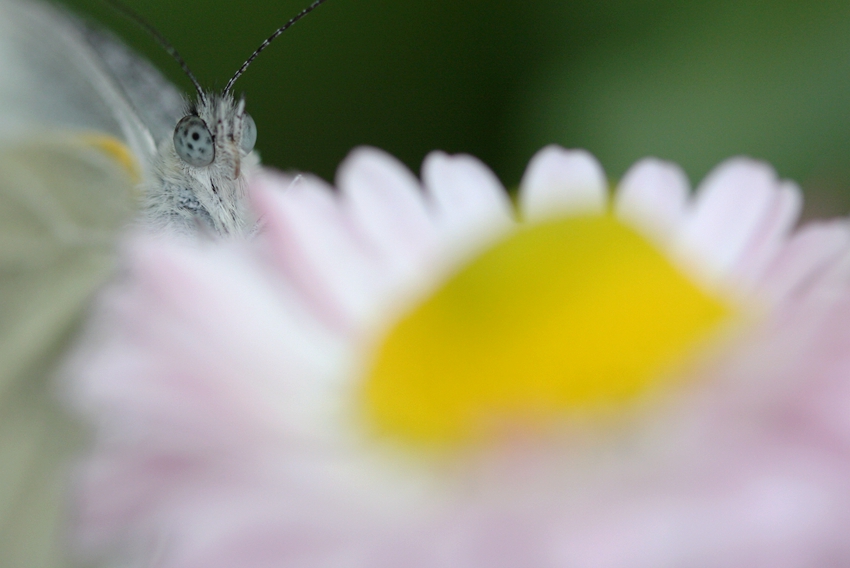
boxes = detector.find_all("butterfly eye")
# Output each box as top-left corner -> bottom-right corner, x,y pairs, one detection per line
174,116 -> 215,167
241,113 -> 257,154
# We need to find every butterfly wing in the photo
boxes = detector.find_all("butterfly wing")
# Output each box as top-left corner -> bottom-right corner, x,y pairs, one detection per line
0,1 -> 187,564
78,18 -> 188,148
0,139 -> 136,568
0,0 -> 189,165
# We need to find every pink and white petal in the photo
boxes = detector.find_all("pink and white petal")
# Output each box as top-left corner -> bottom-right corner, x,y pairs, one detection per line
756,256 -> 850,452
552,448 -> 850,568
336,147 -> 438,278
679,242 -> 850,453
251,173 -> 391,333
614,158 -> 690,246
68,237 -> 348,446
675,158 -> 780,288
421,151 -> 514,261
75,439 -> 440,568
758,220 -> 850,304
167,455 -> 439,568
519,146 -> 607,222
730,180 -> 803,291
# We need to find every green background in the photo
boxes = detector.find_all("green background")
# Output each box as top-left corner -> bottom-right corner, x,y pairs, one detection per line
60,0 -> 850,218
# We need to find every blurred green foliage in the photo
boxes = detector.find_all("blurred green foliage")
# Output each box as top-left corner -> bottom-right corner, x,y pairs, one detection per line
61,0 -> 850,216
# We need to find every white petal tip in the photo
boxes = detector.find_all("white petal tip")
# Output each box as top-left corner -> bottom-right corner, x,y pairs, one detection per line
519,145 -> 607,221
615,158 -> 690,241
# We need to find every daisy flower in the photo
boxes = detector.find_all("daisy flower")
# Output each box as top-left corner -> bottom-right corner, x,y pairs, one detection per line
65,145 -> 850,567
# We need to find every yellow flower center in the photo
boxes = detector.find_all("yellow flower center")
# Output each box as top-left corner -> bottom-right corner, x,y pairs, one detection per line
363,215 -> 732,446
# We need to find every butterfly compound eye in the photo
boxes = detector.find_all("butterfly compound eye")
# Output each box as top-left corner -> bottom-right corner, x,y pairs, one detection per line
241,113 -> 257,154
174,116 -> 215,167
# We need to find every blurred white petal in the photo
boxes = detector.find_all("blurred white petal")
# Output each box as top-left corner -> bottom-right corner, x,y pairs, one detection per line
519,145 -> 607,221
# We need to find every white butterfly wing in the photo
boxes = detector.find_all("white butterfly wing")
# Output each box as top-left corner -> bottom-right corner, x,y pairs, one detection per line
0,1 -> 187,565
0,139 -> 135,568
77,16 -> 188,149
0,0 -> 189,165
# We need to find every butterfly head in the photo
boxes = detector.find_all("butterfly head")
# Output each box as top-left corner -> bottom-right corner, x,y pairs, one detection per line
144,94 -> 259,236
174,95 -> 257,174
108,0 -> 328,235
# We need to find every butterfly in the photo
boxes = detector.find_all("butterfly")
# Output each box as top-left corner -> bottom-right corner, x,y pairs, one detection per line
0,0 -> 328,563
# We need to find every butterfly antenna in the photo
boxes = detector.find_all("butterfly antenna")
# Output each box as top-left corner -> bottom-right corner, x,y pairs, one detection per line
103,0 -> 206,103
224,0 -> 330,94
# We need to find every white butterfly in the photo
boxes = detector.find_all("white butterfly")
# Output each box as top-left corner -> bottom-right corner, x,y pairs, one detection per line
0,0 -> 328,563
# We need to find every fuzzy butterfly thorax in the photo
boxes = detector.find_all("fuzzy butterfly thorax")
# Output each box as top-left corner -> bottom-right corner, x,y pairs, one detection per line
144,93 -> 259,236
